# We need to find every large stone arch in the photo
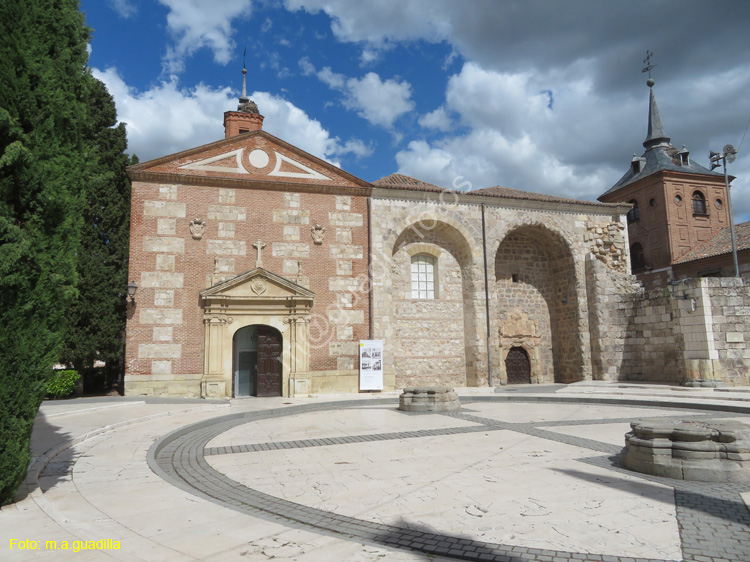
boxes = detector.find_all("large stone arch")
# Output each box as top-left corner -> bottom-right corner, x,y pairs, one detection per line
491,223 -> 582,383
377,216 -> 484,388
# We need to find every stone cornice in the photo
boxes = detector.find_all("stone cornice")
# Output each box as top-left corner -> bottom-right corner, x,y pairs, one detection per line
129,170 -> 372,197
371,187 -> 631,216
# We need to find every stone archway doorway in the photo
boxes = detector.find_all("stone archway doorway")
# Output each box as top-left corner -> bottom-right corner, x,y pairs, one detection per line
505,347 -> 531,384
233,325 -> 282,397
200,267 -> 314,399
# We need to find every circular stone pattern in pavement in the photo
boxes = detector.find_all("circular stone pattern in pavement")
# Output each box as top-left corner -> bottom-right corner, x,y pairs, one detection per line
149,397 -> 750,562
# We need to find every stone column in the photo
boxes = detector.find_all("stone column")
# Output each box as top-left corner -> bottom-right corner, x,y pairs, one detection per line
285,314 -> 311,396
201,316 -> 228,398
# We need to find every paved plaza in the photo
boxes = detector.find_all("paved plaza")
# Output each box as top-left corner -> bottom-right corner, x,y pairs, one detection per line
3,384 -> 750,561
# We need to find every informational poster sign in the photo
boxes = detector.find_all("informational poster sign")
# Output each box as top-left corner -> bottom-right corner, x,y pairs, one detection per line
359,340 -> 384,390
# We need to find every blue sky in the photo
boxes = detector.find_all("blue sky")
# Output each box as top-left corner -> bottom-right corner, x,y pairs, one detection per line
81,0 -> 750,219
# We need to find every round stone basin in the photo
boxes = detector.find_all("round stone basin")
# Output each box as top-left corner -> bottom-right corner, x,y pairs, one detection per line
398,387 -> 460,413
621,420 -> 750,482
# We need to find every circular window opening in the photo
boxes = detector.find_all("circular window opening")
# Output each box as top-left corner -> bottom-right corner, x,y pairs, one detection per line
674,194 -> 683,204
650,198 -> 656,207
715,198 -> 723,209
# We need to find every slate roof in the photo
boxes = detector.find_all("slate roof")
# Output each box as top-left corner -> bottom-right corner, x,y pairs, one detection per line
600,144 -> 722,198
599,86 -> 723,199
673,221 -> 750,265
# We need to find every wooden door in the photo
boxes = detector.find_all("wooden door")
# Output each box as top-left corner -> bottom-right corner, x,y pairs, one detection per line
505,347 -> 531,384
257,327 -> 282,396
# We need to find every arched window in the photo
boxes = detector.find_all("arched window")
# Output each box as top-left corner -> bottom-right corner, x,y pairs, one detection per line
627,200 -> 640,223
411,254 -> 437,299
630,242 -> 646,271
692,191 -> 708,215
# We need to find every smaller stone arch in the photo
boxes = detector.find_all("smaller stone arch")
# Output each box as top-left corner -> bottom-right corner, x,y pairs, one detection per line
392,217 -> 476,272
232,324 -> 283,397
498,310 -> 542,384
504,346 -> 532,384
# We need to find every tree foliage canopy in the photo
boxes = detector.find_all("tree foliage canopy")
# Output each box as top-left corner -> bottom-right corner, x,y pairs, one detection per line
0,0 -> 132,504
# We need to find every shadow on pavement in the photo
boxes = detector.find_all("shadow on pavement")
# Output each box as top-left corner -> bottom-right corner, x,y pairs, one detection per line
13,410 -> 74,503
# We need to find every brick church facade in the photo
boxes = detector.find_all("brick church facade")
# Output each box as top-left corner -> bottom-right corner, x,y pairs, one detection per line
124,75 -> 749,397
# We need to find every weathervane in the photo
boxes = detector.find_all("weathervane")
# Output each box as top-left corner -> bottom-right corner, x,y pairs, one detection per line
642,50 -> 656,86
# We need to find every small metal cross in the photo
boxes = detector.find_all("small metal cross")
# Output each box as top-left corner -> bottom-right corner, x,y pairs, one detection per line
252,239 -> 266,268
642,50 -> 656,77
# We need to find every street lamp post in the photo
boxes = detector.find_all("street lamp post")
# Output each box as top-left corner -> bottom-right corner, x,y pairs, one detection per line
710,145 -> 739,277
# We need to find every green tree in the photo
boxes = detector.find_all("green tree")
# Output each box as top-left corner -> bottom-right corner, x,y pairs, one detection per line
60,77 -> 135,382
0,0 -> 126,504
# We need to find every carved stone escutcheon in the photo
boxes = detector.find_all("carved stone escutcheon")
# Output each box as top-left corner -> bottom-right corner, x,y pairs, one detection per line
311,224 -> 326,244
189,218 -> 206,240
250,276 -> 266,295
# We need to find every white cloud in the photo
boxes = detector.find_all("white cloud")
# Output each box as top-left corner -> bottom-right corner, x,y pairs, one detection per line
307,62 -> 414,129
109,0 -> 137,18
298,57 -> 315,76
418,107 -> 453,132
344,72 -> 414,129
281,0 -> 750,216
92,67 -> 368,166
158,0 -> 253,75
395,62 -> 634,201
333,139 -> 374,159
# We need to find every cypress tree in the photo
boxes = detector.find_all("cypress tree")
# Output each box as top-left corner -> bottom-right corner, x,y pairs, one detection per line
60,77 -> 135,382
0,0 -> 100,504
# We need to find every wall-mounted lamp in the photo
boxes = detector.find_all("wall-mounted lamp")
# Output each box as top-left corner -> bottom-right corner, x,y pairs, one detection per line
127,281 -> 138,302
561,297 -> 568,304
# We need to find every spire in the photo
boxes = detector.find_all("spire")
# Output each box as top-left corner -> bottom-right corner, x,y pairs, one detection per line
643,83 -> 670,149
640,52 -> 669,150
241,66 -> 248,101
237,58 -> 259,114
223,58 -> 264,138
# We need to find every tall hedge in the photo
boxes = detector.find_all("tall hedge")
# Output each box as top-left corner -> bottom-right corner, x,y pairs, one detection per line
0,0 -> 125,504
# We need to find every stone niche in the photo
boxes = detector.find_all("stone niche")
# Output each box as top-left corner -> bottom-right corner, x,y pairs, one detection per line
621,420 -> 750,482
398,387 -> 460,413
499,309 -> 542,383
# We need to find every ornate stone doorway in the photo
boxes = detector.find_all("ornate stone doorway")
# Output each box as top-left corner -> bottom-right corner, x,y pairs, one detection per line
200,267 -> 314,399
505,347 -> 531,384
233,325 -> 283,397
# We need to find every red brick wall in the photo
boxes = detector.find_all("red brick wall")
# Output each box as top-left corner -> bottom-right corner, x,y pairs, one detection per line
125,178 -> 370,382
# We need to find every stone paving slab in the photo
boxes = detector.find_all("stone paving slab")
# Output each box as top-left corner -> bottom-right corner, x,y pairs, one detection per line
3,387 -> 750,561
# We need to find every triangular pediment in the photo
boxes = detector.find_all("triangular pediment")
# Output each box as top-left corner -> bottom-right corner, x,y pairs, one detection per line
201,267 -> 314,301
129,130 -> 369,189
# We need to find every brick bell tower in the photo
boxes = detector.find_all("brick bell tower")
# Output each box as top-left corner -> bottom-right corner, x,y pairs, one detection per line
599,74 -> 726,289
223,65 -> 264,138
